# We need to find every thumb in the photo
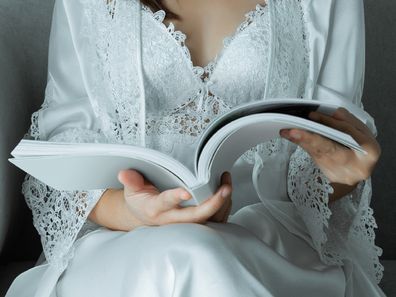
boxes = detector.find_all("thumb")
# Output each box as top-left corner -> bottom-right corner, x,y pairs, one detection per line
118,169 -> 145,193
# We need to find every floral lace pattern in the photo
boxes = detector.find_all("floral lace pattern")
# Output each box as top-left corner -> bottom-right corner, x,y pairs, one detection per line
141,2 -> 268,83
81,0 -> 143,145
138,1 -> 273,158
240,0 -> 309,165
265,0 -> 309,99
348,184 -> 384,283
146,94 -> 233,154
287,145 -> 335,255
25,78 -> 54,140
287,145 -> 384,283
22,123 -> 107,270
80,0 -> 274,150
20,0 -> 384,286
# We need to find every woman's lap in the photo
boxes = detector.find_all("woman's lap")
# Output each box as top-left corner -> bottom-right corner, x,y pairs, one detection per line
56,203 -> 345,297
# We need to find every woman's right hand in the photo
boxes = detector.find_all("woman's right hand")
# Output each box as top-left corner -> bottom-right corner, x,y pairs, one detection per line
117,169 -> 233,227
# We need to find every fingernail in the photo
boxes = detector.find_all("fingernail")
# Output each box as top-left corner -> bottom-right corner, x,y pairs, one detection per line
309,112 -> 319,120
290,131 -> 301,140
279,129 -> 289,139
221,186 -> 231,198
180,191 -> 191,200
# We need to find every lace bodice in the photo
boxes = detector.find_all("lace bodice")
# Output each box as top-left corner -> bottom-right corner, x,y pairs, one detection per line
141,2 -> 281,167
87,0 -> 307,171
21,0 -> 383,286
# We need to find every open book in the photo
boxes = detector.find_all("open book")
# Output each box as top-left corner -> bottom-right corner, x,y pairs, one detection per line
9,98 -> 368,207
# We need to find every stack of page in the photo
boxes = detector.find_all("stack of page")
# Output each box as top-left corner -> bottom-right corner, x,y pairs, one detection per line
9,98 -> 368,206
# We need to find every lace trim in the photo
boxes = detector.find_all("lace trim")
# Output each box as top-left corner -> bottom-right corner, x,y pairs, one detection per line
26,112 -> 40,140
240,138 -> 288,164
22,175 -> 106,271
146,93 -> 233,154
296,0 -> 311,98
81,0 -> 143,145
25,78 -> 55,140
287,146 -> 384,284
287,146 -> 334,253
105,0 -> 116,19
141,2 -> 268,82
80,0 -> 273,149
21,125 -> 108,272
139,1 -> 272,158
239,0 -> 309,164
266,0 -> 309,98
345,180 -> 384,283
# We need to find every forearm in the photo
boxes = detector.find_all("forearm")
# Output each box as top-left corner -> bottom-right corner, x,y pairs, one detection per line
88,189 -> 143,231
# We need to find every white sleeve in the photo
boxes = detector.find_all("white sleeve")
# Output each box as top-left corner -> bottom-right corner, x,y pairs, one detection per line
287,0 -> 383,284
22,0 -> 107,271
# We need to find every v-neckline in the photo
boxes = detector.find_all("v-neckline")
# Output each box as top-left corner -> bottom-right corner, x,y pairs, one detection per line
141,1 -> 268,83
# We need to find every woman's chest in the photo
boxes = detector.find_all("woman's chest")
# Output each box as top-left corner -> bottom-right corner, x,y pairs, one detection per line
80,0 -> 309,147
140,1 -> 272,113
155,0 -> 268,68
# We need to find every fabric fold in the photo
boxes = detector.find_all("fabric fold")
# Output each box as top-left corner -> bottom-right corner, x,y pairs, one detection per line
20,0 -> 109,274
8,1 -> 385,296
286,146 -> 384,284
23,121 -> 107,273
252,0 -> 384,287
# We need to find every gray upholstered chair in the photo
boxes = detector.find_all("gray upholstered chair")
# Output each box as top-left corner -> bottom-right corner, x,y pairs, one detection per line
0,0 -> 395,296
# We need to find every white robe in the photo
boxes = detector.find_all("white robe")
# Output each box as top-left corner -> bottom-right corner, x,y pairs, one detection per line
6,0 -> 385,296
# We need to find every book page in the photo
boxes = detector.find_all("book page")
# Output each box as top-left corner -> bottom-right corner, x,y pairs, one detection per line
194,98 -> 370,172
197,113 -> 365,195
9,140 -> 204,205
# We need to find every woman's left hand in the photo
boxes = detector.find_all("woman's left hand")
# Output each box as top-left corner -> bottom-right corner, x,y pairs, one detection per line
209,171 -> 233,223
279,107 -> 382,187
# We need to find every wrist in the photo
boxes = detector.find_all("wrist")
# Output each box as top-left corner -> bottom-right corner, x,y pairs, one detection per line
89,188 -> 143,231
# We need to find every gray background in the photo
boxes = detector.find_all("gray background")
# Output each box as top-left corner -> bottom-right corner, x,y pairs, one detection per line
0,0 -> 395,295
363,0 -> 396,260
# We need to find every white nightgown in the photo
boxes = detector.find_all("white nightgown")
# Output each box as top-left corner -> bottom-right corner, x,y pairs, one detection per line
5,0 -> 386,296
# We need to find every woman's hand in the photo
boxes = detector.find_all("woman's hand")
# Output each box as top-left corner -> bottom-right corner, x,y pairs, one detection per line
209,171 -> 233,223
279,107 -> 381,187
118,169 -> 233,227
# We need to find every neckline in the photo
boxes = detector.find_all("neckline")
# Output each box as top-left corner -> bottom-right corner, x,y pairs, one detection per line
141,2 -> 268,83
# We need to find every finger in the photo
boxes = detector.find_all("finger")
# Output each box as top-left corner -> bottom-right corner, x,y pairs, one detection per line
330,107 -> 373,136
308,110 -> 368,144
306,110 -> 380,158
161,184 -> 231,224
157,187 -> 192,209
118,169 -> 146,193
210,173 -> 232,223
222,199 -> 233,223
135,172 -> 158,190
221,171 -> 232,186
282,128 -> 340,159
211,195 -> 232,223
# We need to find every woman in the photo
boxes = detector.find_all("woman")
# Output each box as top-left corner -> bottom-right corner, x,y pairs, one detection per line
6,0 -> 386,296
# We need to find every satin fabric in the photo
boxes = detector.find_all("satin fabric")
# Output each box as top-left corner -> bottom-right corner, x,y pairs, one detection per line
7,203 -> 386,296
5,0 -> 386,296
9,205 -> 347,297
38,0 -> 377,142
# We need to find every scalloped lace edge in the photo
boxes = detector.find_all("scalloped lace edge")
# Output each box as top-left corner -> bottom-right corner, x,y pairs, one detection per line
141,1 -> 268,81
287,146 -> 384,284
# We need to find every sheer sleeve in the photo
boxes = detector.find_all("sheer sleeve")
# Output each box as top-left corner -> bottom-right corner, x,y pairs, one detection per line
21,0 -> 107,271
286,0 -> 383,284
